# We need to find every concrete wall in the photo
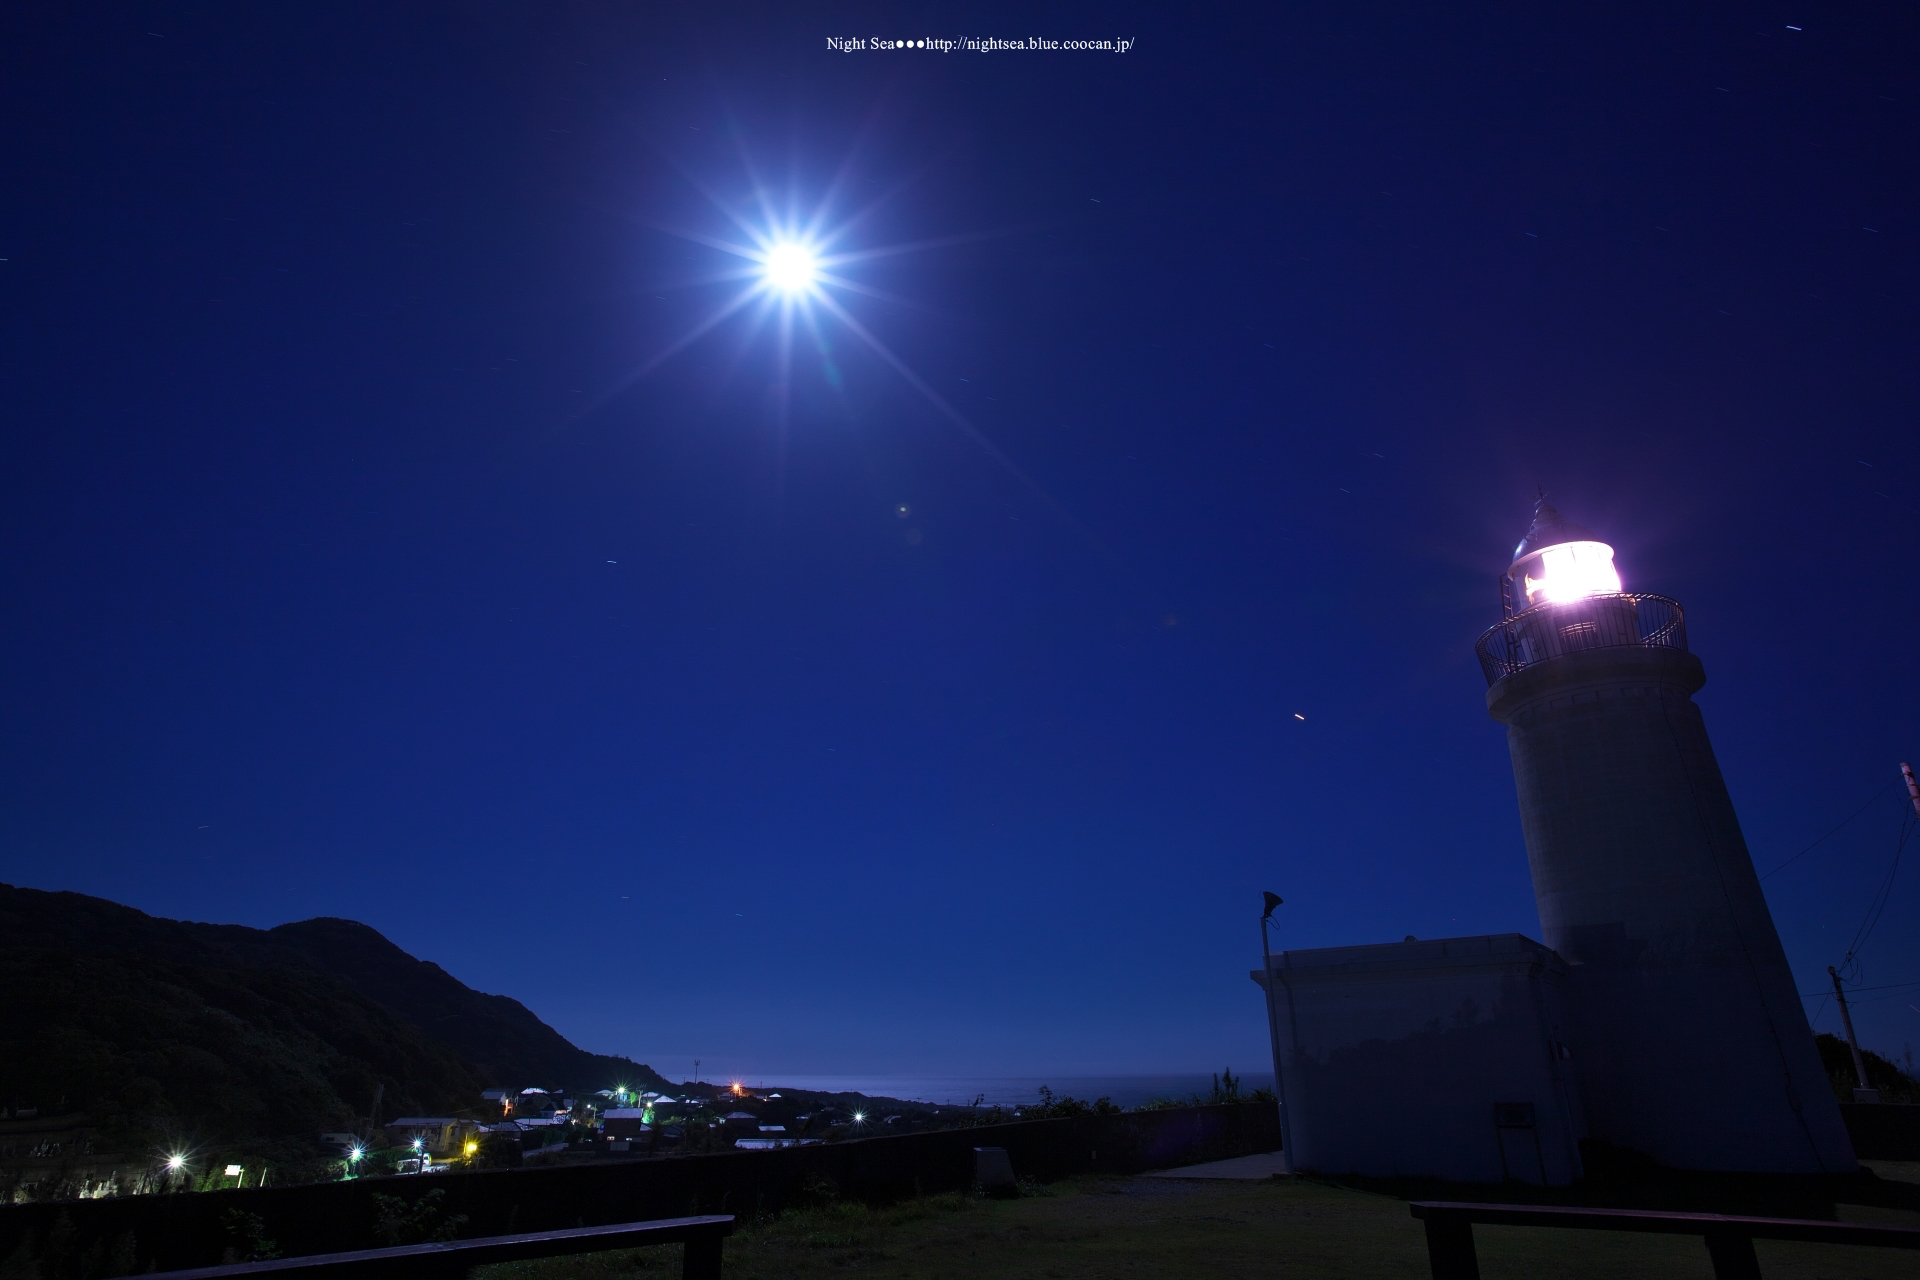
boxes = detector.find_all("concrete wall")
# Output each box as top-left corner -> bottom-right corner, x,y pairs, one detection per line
1489,643 -> 1853,1173
0,1103 -> 1278,1279
1254,933 -> 1585,1184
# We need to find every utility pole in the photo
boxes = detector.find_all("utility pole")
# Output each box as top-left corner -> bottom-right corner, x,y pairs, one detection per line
1829,967 -> 1877,1103
1258,892 -> 1296,1174
1819,765 -> 1919,1107
363,1081 -> 384,1141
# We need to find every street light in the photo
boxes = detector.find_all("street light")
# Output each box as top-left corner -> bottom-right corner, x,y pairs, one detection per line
1258,891 -> 1296,1175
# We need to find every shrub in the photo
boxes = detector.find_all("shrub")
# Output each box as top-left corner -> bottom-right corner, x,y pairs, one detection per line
370,1190 -> 468,1246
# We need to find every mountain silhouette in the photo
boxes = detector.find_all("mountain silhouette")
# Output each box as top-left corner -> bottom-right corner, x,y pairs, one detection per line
0,883 -> 669,1168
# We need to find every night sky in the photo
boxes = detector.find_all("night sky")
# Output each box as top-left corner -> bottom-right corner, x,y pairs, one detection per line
3,3 -> 1917,1080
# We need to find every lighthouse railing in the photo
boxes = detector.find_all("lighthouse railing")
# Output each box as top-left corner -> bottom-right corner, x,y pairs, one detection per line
1474,593 -> 1686,686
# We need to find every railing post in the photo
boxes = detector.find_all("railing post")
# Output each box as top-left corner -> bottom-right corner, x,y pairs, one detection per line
682,1229 -> 725,1280
1422,1215 -> 1480,1280
1703,1231 -> 1762,1280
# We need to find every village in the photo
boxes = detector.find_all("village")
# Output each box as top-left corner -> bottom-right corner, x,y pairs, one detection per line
322,1083 -> 960,1179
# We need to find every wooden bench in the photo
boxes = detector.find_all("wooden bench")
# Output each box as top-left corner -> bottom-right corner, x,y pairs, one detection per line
145,1215 -> 735,1280
1411,1200 -> 1920,1280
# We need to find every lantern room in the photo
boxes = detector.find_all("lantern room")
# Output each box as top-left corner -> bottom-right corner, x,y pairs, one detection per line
1500,496 -> 1622,617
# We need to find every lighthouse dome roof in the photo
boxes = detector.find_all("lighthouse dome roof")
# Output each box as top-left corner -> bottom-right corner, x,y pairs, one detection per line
1510,495 -> 1600,569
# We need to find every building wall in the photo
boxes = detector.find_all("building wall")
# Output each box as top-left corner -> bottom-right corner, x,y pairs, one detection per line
1254,933 -> 1584,1185
1489,644 -> 1853,1173
385,1120 -> 479,1156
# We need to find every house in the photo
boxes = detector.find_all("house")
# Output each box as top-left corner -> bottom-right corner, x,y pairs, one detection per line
517,1088 -> 567,1118
383,1117 -> 481,1157
601,1108 -> 650,1139
500,1116 -> 566,1150
317,1132 -> 360,1157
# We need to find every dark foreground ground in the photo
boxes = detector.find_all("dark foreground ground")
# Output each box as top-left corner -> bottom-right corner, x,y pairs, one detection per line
474,1162 -> 1920,1280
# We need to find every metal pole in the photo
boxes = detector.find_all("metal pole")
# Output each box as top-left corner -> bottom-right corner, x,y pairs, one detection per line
1829,966 -> 1873,1098
1260,906 -> 1295,1173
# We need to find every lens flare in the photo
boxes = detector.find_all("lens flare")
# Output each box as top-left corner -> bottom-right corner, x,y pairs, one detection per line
583,168 -> 1109,566
762,243 -> 816,293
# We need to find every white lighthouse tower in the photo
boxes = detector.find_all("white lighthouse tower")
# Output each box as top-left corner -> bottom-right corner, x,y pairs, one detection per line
1252,499 -> 1854,1182
1477,497 -> 1853,1172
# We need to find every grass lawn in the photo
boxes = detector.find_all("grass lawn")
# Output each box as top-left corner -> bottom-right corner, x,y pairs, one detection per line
473,1174 -> 1920,1280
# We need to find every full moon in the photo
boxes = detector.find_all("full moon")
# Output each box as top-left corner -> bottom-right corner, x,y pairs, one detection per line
763,242 -> 817,293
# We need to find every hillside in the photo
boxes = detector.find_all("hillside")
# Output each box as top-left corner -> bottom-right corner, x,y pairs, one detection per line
0,884 -> 670,1170
0,947 -> 482,1169
259,916 -> 664,1092
1814,1032 -> 1920,1103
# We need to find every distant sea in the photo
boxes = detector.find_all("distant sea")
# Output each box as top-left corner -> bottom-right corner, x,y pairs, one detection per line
721,1074 -> 1276,1109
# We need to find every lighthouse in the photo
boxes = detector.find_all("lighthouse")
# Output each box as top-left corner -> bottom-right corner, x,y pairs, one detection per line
1250,499 -> 1855,1182
1476,498 -> 1853,1173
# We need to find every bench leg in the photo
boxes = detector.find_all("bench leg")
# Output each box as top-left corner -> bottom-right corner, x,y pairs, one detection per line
682,1233 -> 724,1280
1703,1232 -> 1762,1280
1422,1218 -> 1480,1280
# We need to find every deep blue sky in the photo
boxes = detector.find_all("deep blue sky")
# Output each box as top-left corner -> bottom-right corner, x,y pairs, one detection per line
3,3 -> 1917,1079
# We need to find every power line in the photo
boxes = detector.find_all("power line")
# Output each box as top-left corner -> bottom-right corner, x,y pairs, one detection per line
1761,777 -> 1899,880
1836,807 -> 1915,982
1799,979 -> 1920,998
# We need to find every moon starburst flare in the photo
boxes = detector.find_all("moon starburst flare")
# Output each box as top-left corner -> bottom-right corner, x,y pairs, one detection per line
585,172 -> 1111,565
760,242 -> 818,293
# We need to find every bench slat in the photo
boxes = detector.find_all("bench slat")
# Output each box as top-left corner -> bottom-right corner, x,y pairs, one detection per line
149,1215 -> 736,1280
1411,1201 -> 1920,1248
1413,1205 -> 1920,1243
